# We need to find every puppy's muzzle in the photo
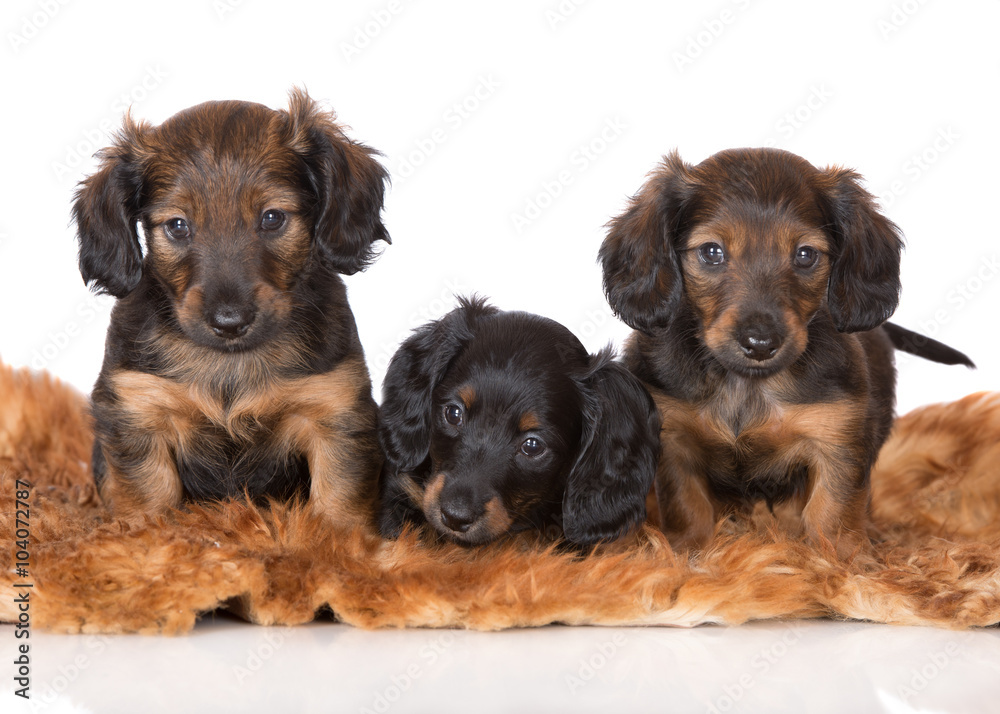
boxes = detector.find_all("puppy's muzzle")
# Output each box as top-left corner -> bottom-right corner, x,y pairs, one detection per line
736,313 -> 785,362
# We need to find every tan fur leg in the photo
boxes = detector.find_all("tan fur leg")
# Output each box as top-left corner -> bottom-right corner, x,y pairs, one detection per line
98,439 -> 184,519
656,458 -> 717,553
648,392 -> 718,552
300,414 -> 380,529
272,358 -> 381,530
100,371 -> 193,518
801,458 -> 869,559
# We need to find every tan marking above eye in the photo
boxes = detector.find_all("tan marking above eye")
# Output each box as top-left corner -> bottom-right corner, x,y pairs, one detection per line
518,411 -> 541,432
150,208 -> 190,223
794,230 -> 830,253
457,385 -> 476,409
686,227 -> 727,250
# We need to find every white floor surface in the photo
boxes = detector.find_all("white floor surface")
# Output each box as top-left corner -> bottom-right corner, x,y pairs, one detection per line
4,617 -> 999,713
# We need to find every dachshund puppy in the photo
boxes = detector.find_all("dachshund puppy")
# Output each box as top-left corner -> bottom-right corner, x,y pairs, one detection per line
74,89 -> 389,526
600,148 -> 973,556
377,297 -> 660,547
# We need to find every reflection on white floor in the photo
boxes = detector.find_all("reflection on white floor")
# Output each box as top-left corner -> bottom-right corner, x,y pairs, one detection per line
5,616 -> 999,713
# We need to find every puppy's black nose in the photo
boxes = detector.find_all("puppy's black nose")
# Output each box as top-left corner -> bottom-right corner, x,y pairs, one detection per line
207,304 -> 256,338
737,321 -> 783,361
439,500 -> 479,532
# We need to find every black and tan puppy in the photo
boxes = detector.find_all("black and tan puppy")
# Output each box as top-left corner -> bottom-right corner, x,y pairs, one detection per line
377,297 -> 660,547
74,89 -> 389,526
600,148 -> 973,556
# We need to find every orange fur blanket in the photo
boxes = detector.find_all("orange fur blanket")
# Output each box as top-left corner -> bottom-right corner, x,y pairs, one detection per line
1,363 -> 999,634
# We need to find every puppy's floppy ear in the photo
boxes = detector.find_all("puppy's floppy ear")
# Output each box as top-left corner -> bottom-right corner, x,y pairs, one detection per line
562,350 -> 660,546
286,88 -> 390,276
73,115 -> 148,298
816,167 -> 903,333
378,296 -> 498,472
599,150 -> 695,332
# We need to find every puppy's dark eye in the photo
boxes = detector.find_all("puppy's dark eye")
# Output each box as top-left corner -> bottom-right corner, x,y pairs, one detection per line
260,209 -> 286,232
164,218 -> 191,242
520,437 -> 546,457
698,242 -> 726,266
794,246 -> 819,269
444,404 -> 463,426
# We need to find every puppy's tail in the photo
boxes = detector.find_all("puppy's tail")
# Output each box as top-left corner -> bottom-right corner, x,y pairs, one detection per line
883,322 -> 975,368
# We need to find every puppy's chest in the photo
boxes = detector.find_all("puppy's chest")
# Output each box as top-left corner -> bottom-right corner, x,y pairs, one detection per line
116,374 -> 291,444
110,359 -> 362,445
657,380 -> 855,466
697,390 -> 790,458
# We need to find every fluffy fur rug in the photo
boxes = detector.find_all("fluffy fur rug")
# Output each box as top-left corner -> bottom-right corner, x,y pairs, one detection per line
1,363 -> 999,634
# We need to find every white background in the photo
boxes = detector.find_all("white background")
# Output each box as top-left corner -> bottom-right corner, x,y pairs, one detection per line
2,1 -> 999,712
0,0 -> 997,416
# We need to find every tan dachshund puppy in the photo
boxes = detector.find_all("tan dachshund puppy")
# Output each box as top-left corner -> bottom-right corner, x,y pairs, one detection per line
600,148 -> 972,557
74,89 -> 389,526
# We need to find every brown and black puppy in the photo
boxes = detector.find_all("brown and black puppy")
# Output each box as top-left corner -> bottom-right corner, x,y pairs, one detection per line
74,89 -> 389,526
377,297 -> 660,547
600,148 -> 973,556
